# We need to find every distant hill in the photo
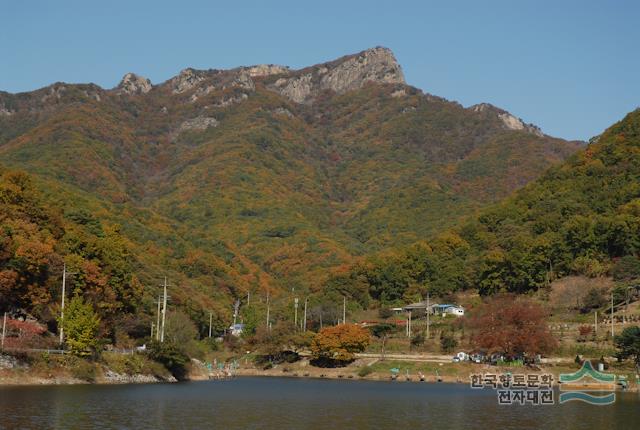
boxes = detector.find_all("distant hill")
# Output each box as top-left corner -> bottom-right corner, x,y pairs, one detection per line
0,47 -> 581,322
345,108 -> 640,304
467,107 -> 640,295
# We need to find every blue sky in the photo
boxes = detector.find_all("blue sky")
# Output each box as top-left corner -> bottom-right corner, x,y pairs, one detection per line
2,0 -> 638,141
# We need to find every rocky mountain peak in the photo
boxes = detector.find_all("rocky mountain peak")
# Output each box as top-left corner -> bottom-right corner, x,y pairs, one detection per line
244,64 -> 290,77
171,68 -> 206,94
269,46 -> 406,103
116,73 -> 152,95
323,46 -> 405,92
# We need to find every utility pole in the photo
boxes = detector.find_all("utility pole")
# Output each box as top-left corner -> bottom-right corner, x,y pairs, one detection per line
408,310 -> 412,338
595,311 -> 598,336
59,263 -> 67,345
611,293 -> 614,339
342,296 -> 346,325
58,264 -> 75,346
1,312 -> 6,351
303,298 -> 308,332
155,294 -> 162,341
233,299 -> 240,327
294,298 -> 299,328
406,312 -> 409,337
161,277 -> 168,343
266,290 -> 270,331
426,291 -> 430,339
247,291 -> 250,306
625,286 -> 633,326
209,312 -> 213,338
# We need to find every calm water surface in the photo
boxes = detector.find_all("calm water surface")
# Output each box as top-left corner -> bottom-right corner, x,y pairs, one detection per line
1,377 -> 639,429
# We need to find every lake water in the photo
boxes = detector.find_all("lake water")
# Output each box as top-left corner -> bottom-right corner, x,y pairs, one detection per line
1,377 -> 639,429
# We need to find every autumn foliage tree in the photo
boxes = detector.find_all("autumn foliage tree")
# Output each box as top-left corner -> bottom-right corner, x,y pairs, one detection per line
59,295 -> 101,356
467,295 -> 557,358
310,323 -> 370,366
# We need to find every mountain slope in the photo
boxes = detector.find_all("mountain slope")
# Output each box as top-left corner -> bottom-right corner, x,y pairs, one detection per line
466,107 -> 640,294
0,47 -> 581,318
344,108 -> 640,304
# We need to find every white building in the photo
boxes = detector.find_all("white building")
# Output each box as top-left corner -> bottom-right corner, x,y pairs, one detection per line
229,323 -> 245,336
444,306 -> 465,317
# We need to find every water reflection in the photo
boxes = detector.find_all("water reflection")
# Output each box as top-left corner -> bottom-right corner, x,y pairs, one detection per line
0,377 -> 638,429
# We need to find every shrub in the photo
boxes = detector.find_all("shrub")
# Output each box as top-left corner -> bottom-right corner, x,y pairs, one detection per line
358,366 -> 373,377
440,332 -> 458,353
101,351 -> 170,378
70,359 -> 97,382
581,287 -> 607,313
148,341 -> 190,380
378,308 -> 393,319
578,325 -> 593,337
411,332 -> 426,348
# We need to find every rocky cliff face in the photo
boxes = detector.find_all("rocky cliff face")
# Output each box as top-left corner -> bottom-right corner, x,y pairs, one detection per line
163,67 -> 256,103
2,47 -> 551,139
116,73 -> 152,95
170,68 -> 207,94
162,47 -> 404,104
268,47 -> 405,103
471,103 -> 544,137
244,64 -> 290,77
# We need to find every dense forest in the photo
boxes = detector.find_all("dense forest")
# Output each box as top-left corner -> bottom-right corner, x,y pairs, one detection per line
334,108 -> 640,304
0,168 -> 143,340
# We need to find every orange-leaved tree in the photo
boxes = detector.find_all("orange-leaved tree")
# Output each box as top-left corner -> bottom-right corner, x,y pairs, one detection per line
310,323 -> 370,365
468,294 -> 557,358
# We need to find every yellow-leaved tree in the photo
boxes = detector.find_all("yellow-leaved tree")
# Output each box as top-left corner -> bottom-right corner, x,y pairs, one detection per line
60,295 -> 101,356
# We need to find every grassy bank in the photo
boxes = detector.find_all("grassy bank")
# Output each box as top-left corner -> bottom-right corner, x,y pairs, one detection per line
0,351 -> 175,386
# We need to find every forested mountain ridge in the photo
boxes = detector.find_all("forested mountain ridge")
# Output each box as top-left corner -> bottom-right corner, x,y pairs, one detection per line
342,108 -> 640,305
0,47 -> 581,331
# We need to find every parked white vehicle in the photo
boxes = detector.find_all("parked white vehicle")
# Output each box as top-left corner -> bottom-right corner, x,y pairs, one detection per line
453,351 -> 469,362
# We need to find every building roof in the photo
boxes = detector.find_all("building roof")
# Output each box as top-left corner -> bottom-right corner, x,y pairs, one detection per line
403,301 -> 431,309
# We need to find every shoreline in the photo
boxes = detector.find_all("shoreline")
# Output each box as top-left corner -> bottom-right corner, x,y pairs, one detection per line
2,356 -> 638,392
2,372 -> 638,393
